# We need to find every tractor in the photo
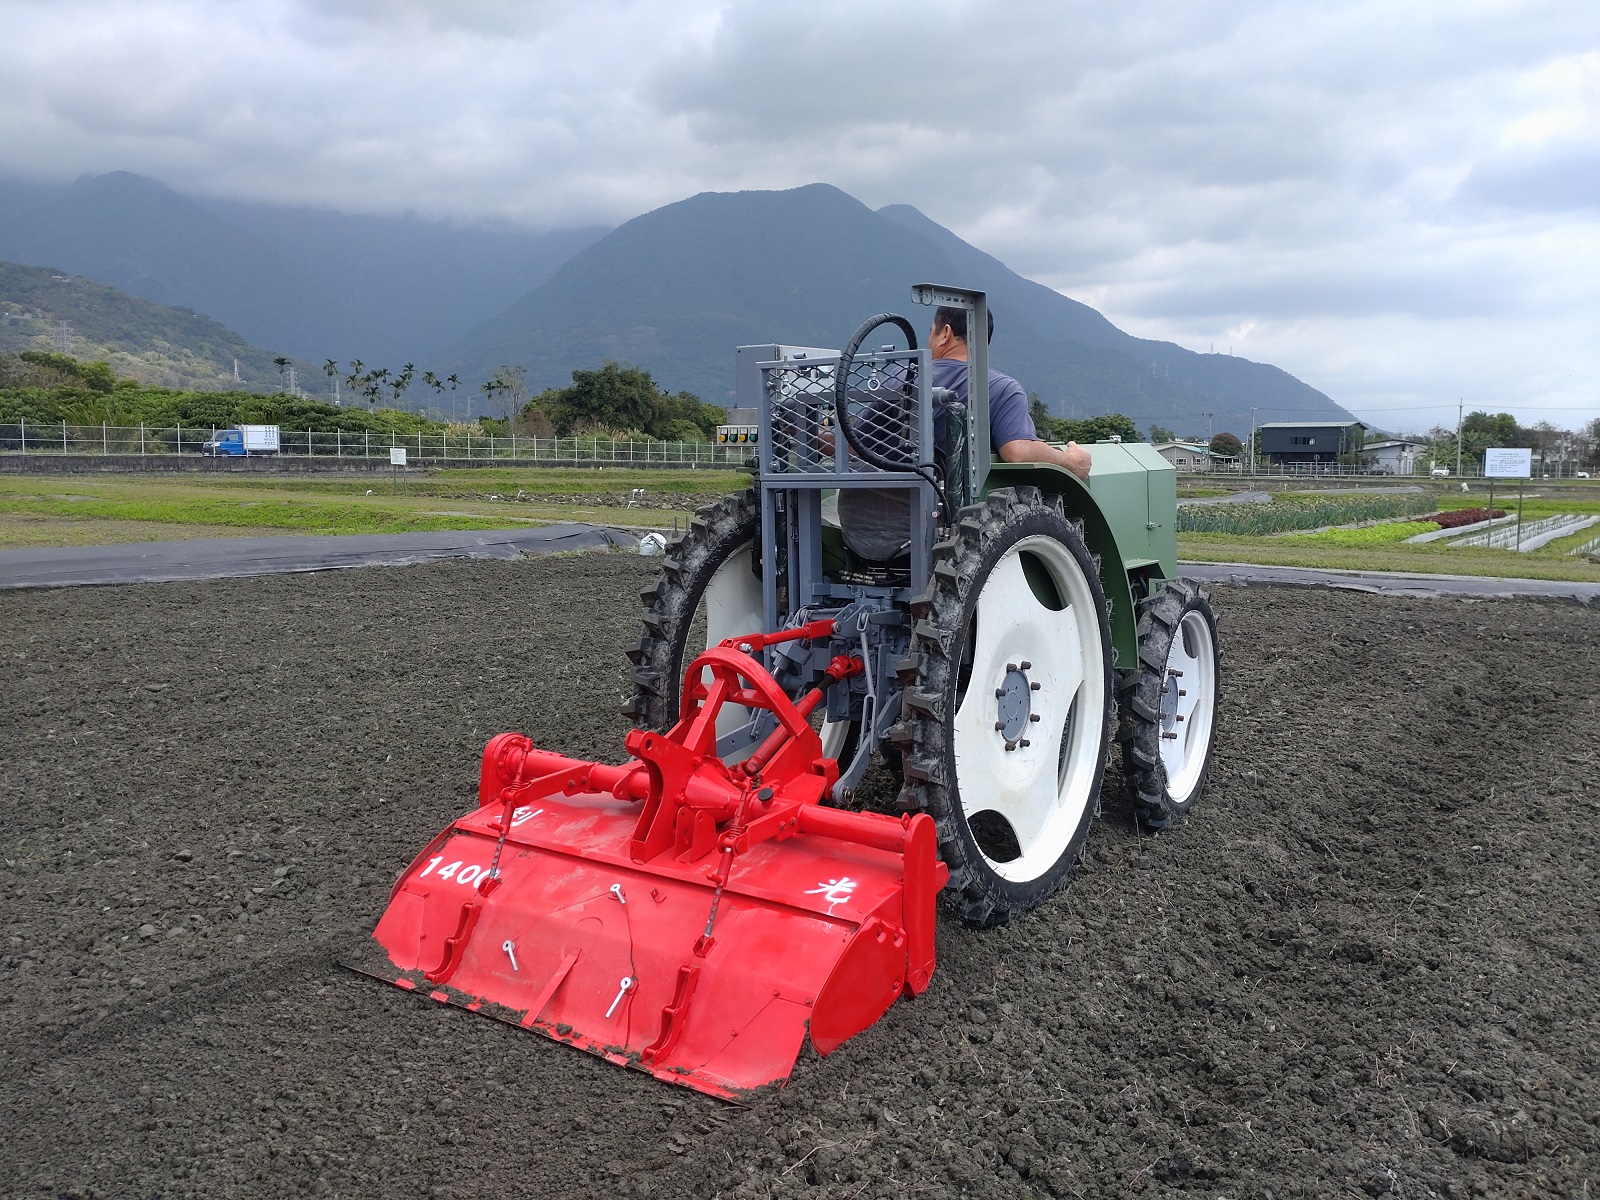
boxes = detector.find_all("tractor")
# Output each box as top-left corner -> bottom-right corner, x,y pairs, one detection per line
352,285 -> 1220,1099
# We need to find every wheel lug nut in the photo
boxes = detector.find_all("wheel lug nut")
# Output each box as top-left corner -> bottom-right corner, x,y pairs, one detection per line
1018,739 -> 1030,748
1019,660 -> 1031,670
995,688 -> 1006,698
994,721 -> 1005,731
1006,662 -> 1017,672
1029,713 -> 1040,722
1029,682 -> 1040,692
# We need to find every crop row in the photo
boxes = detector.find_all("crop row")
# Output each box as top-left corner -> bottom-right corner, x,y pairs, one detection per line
1451,514 -> 1590,550
1177,493 -> 1435,536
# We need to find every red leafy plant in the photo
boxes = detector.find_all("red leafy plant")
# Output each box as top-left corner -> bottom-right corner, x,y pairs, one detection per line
1421,508 -> 1506,529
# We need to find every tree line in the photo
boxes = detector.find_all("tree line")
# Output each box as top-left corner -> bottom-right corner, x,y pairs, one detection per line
1423,411 -> 1599,474
475,361 -> 725,441
1028,397 -> 1145,446
0,351 -> 727,442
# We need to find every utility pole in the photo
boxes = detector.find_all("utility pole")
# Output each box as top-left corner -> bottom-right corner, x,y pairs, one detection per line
1455,400 -> 1463,477
1202,411 -> 1215,443
1249,407 -> 1258,477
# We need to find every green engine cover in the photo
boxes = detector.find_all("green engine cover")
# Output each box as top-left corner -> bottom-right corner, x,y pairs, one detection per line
1079,441 -> 1179,578
984,443 -> 1177,670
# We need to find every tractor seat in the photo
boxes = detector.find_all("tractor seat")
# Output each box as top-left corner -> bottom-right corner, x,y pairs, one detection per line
822,489 -> 911,584
833,486 -> 914,563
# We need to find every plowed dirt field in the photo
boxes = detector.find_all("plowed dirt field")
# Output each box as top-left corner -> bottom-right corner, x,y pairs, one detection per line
3,554 -> 1596,1199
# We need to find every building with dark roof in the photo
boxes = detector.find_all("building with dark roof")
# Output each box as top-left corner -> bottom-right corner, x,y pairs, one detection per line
1256,421 -> 1367,466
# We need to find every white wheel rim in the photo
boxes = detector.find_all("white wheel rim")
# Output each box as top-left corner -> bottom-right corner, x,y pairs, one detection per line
951,536 -> 1106,883
819,718 -> 853,760
699,544 -> 850,755
1158,608 -> 1216,799
701,546 -> 761,651
700,546 -> 763,742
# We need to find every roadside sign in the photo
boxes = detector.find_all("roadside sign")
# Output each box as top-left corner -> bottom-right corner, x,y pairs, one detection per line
390,447 -> 408,467
1484,448 -> 1530,478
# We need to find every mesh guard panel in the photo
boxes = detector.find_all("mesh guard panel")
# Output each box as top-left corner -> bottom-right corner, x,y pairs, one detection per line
763,351 -> 923,476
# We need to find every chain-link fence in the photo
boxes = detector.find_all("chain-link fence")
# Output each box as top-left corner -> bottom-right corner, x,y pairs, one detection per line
0,421 -> 750,467
1206,459 -> 1595,480
5,421 -> 1590,480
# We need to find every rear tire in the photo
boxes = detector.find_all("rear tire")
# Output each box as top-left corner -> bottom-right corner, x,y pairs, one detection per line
891,487 -> 1115,929
1116,579 -> 1220,829
623,490 -> 857,761
624,490 -> 763,732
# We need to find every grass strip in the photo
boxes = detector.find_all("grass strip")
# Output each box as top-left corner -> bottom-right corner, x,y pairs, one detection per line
0,495 -> 518,536
179,467 -> 753,499
1179,532 -> 1600,583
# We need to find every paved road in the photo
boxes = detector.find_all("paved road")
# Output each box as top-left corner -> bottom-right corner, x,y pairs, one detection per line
0,524 -> 640,589
4,524 -> 1596,603
1180,560 -> 1600,603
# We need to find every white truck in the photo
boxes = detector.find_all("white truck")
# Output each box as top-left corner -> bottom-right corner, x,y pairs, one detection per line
203,424 -> 281,456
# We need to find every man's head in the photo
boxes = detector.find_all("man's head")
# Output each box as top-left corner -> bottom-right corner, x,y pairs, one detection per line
929,305 -> 996,361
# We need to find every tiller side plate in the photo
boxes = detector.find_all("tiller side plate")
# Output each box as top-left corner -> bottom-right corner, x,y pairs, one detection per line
348,623 -> 947,1100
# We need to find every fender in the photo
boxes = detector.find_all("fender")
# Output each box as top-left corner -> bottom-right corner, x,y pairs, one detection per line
983,461 -> 1143,669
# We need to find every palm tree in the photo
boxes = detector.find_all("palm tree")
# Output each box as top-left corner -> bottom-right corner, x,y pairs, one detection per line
422,371 -> 443,422
391,363 -> 415,407
447,373 -> 461,424
365,367 -> 388,412
480,377 -> 505,427
273,356 -> 290,393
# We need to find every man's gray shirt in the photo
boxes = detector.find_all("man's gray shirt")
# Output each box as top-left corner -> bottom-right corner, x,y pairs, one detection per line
930,358 -> 1036,452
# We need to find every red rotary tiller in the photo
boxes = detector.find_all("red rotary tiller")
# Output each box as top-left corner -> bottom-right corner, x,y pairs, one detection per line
351,620 -> 947,1099
354,286 -> 1221,1099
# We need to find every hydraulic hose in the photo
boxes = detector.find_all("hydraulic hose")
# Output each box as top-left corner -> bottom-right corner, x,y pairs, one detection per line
833,314 -> 943,499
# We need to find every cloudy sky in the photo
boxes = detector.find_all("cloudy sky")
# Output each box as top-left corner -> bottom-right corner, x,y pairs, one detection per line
1,0 -> 1596,430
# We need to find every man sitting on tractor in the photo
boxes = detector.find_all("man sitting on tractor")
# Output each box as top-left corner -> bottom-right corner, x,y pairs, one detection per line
927,305 -> 1091,481
836,306 -> 1091,561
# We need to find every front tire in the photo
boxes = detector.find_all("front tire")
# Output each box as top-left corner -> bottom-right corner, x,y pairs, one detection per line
892,487 -> 1115,928
1116,579 -> 1220,828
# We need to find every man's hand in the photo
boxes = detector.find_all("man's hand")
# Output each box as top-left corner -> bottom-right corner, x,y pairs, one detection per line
998,437 -> 1092,482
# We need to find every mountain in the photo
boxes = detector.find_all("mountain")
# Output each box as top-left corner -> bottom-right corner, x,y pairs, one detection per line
443,184 -> 1351,436
0,174 -> 1352,435
0,172 -> 606,367
0,260 -> 312,391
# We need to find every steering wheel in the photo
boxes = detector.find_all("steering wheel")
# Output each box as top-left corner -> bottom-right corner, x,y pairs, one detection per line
833,313 -> 921,471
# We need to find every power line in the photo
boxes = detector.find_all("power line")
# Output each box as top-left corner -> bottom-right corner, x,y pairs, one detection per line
1190,400 -> 1594,418
1353,401 -> 1597,414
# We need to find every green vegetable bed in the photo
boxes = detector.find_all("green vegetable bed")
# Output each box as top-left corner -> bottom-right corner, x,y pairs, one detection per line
1289,520 -> 1443,548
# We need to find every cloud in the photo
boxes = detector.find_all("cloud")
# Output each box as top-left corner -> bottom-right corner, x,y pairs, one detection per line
0,0 -> 1595,426
1460,146 -> 1600,213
